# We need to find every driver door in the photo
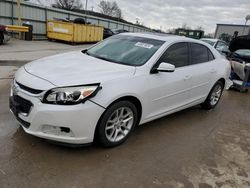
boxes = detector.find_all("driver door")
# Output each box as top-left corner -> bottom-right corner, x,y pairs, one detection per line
144,42 -> 193,120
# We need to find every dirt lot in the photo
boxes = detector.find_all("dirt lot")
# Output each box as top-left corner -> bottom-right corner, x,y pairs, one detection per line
0,60 -> 249,188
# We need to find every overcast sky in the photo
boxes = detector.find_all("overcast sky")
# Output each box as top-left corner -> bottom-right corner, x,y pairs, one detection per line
32,0 -> 250,34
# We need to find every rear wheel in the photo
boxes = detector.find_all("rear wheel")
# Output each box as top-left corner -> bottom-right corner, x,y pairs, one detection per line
96,101 -> 138,147
201,81 -> 224,110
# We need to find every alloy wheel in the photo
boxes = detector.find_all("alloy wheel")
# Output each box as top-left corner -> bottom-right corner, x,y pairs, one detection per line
210,84 -> 222,106
105,107 -> 134,143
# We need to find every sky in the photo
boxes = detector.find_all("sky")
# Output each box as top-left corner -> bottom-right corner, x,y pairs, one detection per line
31,0 -> 250,34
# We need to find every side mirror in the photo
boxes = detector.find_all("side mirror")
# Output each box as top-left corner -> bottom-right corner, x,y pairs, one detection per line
156,62 -> 175,73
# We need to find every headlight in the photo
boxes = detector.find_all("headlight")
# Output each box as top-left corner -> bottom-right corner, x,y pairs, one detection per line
43,84 -> 101,105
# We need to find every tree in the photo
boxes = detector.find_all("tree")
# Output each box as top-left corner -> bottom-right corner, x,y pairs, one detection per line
219,33 -> 232,43
52,0 -> 83,10
30,0 -> 54,6
195,26 -> 204,31
182,23 -> 191,30
167,28 -> 176,34
98,1 -> 122,18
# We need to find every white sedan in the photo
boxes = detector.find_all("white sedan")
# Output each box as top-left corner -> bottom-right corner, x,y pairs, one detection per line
200,38 -> 229,55
10,33 -> 231,147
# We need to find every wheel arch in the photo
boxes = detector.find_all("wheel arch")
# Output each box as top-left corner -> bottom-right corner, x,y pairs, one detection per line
217,78 -> 226,88
93,95 -> 142,141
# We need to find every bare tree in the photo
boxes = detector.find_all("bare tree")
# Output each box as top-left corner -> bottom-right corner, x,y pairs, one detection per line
167,28 -> 176,34
30,0 -> 55,6
196,26 -> 204,31
182,23 -> 191,30
98,1 -> 122,18
52,0 -> 83,10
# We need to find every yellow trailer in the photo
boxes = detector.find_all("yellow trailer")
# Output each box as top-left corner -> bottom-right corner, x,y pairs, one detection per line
47,20 -> 103,43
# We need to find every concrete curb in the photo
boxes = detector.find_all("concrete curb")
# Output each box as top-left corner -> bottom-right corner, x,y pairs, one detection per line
0,60 -> 28,66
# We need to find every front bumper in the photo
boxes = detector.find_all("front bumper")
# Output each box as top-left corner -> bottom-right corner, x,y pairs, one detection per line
9,85 -> 105,145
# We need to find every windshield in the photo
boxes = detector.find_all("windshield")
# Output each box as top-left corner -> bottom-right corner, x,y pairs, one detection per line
85,35 -> 165,66
201,39 -> 216,46
235,49 -> 250,57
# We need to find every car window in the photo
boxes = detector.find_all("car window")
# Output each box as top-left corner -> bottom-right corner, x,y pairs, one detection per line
208,49 -> 215,61
216,41 -> 227,51
190,43 -> 210,64
235,49 -> 250,57
157,42 -> 189,68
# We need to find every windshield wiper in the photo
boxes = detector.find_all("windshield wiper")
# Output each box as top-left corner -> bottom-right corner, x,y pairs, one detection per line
81,49 -> 91,56
94,55 -> 126,65
94,55 -> 113,62
82,50 -> 128,65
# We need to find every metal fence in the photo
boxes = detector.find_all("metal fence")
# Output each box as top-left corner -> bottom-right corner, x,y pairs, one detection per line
0,0 -> 150,39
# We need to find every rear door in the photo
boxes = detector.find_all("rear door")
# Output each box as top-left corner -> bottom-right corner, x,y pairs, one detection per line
188,43 -> 217,102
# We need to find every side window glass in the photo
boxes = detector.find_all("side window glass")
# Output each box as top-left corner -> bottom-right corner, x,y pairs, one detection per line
216,42 -> 226,50
158,43 -> 189,68
190,43 -> 209,64
208,49 -> 215,61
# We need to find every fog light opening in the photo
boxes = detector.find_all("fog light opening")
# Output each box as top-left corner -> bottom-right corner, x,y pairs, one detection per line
42,125 -> 74,137
60,127 -> 70,133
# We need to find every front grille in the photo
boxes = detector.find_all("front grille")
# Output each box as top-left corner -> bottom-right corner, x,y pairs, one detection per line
16,82 -> 43,94
13,95 -> 33,114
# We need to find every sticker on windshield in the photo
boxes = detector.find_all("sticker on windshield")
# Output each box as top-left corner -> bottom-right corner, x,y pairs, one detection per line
135,42 -> 154,49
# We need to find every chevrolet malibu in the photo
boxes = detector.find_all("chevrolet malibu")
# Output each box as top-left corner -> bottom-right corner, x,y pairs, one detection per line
10,33 -> 231,147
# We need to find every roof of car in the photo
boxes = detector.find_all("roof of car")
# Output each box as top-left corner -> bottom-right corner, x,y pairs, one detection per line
114,32 -> 222,59
117,33 -> 218,53
120,32 -> 191,42
200,38 -> 219,42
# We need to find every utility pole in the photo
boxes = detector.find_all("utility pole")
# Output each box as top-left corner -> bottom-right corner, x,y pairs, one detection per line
17,0 -> 21,38
85,0 -> 88,11
242,15 -> 250,35
84,0 -> 89,23
17,0 -> 21,26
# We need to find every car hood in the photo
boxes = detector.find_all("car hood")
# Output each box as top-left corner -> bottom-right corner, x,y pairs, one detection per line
24,51 -> 136,86
229,35 -> 250,52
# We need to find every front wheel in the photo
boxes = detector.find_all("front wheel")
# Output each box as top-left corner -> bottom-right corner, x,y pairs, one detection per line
201,81 -> 224,110
96,101 -> 138,147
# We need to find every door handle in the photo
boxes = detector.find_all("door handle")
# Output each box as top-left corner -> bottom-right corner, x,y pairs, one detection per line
184,75 -> 192,80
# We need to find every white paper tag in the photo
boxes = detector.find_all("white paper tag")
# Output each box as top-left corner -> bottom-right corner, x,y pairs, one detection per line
53,27 -> 69,33
135,42 -> 154,49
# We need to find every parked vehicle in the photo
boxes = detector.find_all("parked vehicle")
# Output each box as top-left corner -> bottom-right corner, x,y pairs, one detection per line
103,28 -> 114,39
0,25 -> 10,44
176,29 -> 204,39
227,35 -> 250,91
10,33 -> 231,147
200,38 -> 229,55
112,29 -> 129,34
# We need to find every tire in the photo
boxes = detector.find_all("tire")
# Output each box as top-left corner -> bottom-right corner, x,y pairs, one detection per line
73,18 -> 86,24
96,101 -> 138,147
0,31 -> 3,45
201,81 -> 224,110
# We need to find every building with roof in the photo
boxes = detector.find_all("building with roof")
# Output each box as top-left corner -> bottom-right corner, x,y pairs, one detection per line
214,24 -> 250,39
